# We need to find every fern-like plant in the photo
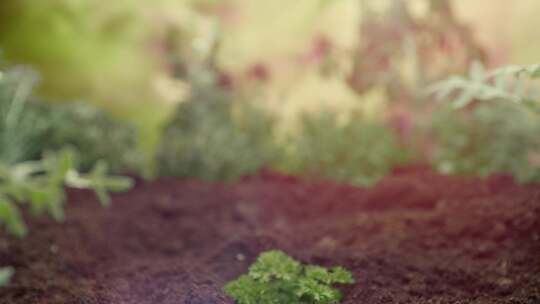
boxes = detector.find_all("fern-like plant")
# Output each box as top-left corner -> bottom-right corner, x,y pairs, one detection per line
224,250 -> 354,304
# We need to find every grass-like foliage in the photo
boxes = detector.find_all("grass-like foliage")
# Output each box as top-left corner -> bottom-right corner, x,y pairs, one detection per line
157,80 -> 278,181
0,147 -> 133,238
224,250 -> 354,304
275,112 -> 409,186
0,66 -> 141,172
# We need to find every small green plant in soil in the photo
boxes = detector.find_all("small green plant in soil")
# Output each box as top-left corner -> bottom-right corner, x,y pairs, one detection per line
224,250 -> 354,304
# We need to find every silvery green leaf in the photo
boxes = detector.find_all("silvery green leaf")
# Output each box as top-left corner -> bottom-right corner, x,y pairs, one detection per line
469,61 -> 486,82
452,88 -> 476,109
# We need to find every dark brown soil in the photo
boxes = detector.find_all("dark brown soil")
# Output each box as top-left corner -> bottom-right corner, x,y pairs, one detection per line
1,166 -> 539,303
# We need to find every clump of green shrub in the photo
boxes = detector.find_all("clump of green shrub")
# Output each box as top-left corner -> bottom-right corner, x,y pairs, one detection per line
224,250 -> 354,304
275,112 -> 409,186
428,62 -> 540,182
0,66 -> 141,172
156,80 -> 278,181
432,103 -> 540,182
25,101 -> 142,172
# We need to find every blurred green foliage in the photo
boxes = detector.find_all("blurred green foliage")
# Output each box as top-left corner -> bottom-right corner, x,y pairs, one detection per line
0,0 -> 168,162
0,148 -> 133,238
0,65 -> 134,286
429,63 -> 540,183
0,67 -> 142,173
0,66 -> 135,238
428,62 -> 540,110
1,0 -> 537,188
0,266 -> 13,287
275,112 -> 409,186
157,78 -> 279,181
157,74 -> 409,186
0,0 -> 150,104
432,103 -> 540,182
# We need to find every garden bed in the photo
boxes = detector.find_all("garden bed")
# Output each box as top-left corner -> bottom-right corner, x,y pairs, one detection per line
1,166 -> 539,303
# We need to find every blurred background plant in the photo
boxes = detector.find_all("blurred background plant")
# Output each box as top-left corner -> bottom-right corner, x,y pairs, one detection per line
274,111 -> 409,186
0,64 -> 134,286
0,0 -> 173,164
157,70 -> 280,181
428,63 -> 540,182
0,66 -> 142,172
431,103 -> 540,182
0,147 -> 133,238
1,0 -> 539,183
0,65 -> 134,236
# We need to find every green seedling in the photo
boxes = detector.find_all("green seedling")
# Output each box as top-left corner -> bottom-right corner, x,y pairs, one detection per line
224,250 -> 354,304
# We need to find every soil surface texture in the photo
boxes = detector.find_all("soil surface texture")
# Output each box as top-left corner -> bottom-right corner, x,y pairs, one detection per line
1,166 -> 539,303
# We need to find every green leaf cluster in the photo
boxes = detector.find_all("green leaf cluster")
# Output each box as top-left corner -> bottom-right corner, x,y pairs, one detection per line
224,250 -> 354,304
0,147 -> 133,238
275,112 -> 409,186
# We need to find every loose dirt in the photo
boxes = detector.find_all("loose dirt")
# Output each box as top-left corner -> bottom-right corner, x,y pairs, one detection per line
1,166 -> 539,303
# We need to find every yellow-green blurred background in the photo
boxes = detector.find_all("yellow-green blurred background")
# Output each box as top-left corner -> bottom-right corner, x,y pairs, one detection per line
0,0 -> 538,156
